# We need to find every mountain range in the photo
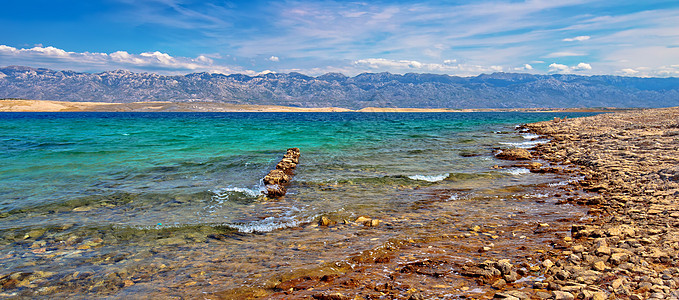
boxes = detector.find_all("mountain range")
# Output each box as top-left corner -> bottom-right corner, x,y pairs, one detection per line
1,65 -> 678,109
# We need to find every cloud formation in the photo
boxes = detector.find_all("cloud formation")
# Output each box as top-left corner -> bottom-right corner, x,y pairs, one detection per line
563,36 -> 591,42
354,58 -> 506,75
549,62 -> 592,73
2,0 -> 678,77
0,45 -> 252,75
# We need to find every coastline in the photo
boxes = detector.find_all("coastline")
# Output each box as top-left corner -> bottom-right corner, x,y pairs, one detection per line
0,99 -> 627,113
244,107 -> 679,299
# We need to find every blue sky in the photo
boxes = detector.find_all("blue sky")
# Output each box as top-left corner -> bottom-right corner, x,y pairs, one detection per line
1,0 -> 678,77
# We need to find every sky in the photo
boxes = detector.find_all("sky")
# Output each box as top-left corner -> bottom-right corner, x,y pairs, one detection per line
1,0 -> 678,77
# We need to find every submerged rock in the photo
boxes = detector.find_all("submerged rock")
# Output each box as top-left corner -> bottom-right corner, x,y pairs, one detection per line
495,148 -> 532,160
319,216 -> 336,227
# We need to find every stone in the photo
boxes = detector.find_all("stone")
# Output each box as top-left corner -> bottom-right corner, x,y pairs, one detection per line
504,270 -> 519,283
319,216 -> 335,226
265,184 -> 287,198
495,148 -> 532,160
552,291 -> 574,300
592,292 -> 606,300
493,293 -> 519,300
595,245 -> 611,256
592,260 -> 607,271
495,259 -> 513,275
491,278 -> 506,289
572,245 -> 585,253
542,259 -> 554,269
610,252 -> 629,265
263,169 -> 290,185
611,278 -> 624,290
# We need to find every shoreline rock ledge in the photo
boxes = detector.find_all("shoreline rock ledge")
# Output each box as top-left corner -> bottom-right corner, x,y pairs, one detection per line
263,148 -> 300,197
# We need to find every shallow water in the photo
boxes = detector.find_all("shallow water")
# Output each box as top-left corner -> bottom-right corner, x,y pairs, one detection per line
0,112 -> 597,298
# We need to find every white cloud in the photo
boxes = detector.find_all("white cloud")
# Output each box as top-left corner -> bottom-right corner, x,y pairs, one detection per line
268,56 -> 280,62
110,51 -> 146,65
513,63 -> 534,72
548,63 -> 570,72
443,59 -> 457,64
353,58 -> 505,75
563,35 -> 590,42
0,44 -> 252,75
573,62 -> 592,70
549,62 -> 593,73
621,68 -> 639,75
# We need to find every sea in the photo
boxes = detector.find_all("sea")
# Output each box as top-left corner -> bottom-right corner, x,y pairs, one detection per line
0,111 -> 598,298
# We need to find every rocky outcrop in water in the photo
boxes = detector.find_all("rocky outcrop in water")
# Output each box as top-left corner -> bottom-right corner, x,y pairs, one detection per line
263,148 -> 300,198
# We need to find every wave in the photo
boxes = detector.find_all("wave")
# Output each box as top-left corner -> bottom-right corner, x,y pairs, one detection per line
407,173 -> 450,182
502,168 -> 530,175
499,140 -> 548,148
211,186 -> 265,202
230,215 -> 316,233
521,133 -> 540,140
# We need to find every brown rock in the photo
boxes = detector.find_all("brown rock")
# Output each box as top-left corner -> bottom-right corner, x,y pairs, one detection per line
495,148 -> 532,160
265,184 -> 287,198
319,216 -> 335,226
491,278 -> 507,289
610,253 -> 629,265
264,169 -> 290,185
552,291 -> 574,300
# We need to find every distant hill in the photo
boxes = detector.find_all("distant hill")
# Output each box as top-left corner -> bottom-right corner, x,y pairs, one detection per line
1,66 -> 678,109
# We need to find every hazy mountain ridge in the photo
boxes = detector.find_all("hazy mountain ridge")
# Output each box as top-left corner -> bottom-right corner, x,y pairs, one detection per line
1,66 -> 678,109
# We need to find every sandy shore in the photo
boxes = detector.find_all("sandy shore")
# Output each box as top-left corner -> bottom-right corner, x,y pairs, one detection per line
241,107 -> 679,300
0,99 -> 624,113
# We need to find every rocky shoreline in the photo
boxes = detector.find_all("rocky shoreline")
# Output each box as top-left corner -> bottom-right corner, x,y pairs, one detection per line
252,107 -> 678,300
520,107 -> 679,300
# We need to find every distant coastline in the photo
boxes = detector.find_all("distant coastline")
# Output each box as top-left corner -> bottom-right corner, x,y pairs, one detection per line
0,99 -> 630,113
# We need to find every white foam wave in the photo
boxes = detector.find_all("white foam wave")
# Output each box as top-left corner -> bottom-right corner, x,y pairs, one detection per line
407,173 -> 449,182
522,133 -> 540,140
230,216 -> 313,233
503,168 -> 530,175
211,186 -> 265,202
499,140 -> 548,148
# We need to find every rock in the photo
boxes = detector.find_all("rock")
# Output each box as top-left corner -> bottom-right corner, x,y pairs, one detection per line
552,291 -> 574,300
495,259 -> 513,275
592,292 -> 606,300
263,148 -> 300,197
354,216 -> 380,227
592,260 -> 607,271
610,252 -> 629,265
542,259 -> 554,269
572,245 -> 585,253
265,184 -> 287,198
263,169 -> 290,185
555,270 -> 571,280
595,245 -> 611,256
528,162 -> 543,171
319,216 -> 335,226
611,278 -> 624,290
504,270 -> 519,283
493,292 -> 520,300
312,292 -> 348,300
495,148 -> 532,160
492,278 -> 507,289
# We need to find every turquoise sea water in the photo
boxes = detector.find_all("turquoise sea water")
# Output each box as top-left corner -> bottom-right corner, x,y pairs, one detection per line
0,112 -> 596,297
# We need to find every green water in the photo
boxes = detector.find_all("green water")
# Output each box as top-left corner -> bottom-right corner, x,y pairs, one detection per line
0,111 -> 596,297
